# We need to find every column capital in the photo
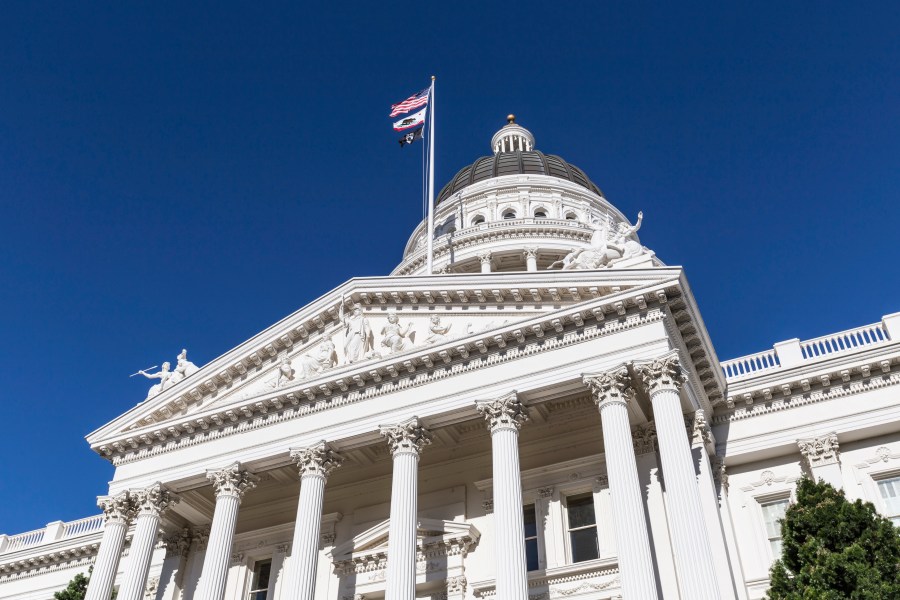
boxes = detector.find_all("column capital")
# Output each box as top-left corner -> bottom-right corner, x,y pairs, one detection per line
379,417 -> 432,457
583,366 -> 633,409
633,352 -> 687,396
191,526 -> 211,551
98,491 -> 134,525
475,391 -> 528,433
206,462 -> 259,501
797,432 -> 840,467
686,410 -> 714,450
631,423 -> 658,455
712,456 -> 729,493
522,246 -> 538,259
290,441 -> 344,480
131,483 -> 179,517
477,250 -> 493,265
164,528 -> 192,558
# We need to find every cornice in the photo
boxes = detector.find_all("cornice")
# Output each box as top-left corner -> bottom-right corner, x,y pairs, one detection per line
714,361 -> 899,424
98,287 -> 677,466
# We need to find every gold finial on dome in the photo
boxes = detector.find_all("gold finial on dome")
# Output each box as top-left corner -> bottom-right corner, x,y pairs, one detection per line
507,114 -> 516,124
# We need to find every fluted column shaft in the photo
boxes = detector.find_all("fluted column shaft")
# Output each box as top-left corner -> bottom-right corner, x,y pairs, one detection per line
85,492 -> 133,600
584,370 -> 659,600
477,393 -> 529,600
118,484 -> 179,600
381,418 -> 431,600
636,354 -> 720,600
287,442 -> 343,600
195,463 -> 258,600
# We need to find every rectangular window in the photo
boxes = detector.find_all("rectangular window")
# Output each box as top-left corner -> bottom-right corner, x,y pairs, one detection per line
523,504 -> 540,571
877,476 -> 900,526
760,499 -> 789,559
566,493 -> 599,563
247,559 -> 272,600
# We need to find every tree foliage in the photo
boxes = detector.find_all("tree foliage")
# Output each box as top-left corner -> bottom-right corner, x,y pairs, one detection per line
767,477 -> 900,599
54,567 -> 117,600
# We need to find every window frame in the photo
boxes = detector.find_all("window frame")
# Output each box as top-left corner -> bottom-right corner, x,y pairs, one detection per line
752,491 -> 792,563
561,490 -> 601,564
246,557 -> 273,600
870,467 -> 900,526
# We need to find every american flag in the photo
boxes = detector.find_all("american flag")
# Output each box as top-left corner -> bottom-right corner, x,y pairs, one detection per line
389,88 -> 430,117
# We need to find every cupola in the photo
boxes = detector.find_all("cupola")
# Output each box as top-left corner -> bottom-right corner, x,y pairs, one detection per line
490,114 -> 535,153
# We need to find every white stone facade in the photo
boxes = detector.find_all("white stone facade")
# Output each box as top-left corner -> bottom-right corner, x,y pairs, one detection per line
2,120 -> 899,600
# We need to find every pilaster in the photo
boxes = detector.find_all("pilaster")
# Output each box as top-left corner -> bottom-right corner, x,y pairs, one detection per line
798,432 -> 842,489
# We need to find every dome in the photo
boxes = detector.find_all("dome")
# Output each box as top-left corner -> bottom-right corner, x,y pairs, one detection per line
436,116 -> 603,204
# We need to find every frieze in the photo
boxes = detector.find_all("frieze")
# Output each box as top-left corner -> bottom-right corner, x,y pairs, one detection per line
101,295 -> 678,465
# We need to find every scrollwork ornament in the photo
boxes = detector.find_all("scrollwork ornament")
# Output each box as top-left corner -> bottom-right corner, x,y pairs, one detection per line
631,423 -> 658,455
633,352 -> 687,396
132,482 -> 179,517
380,417 -> 432,457
164,528 -> 192,557
447,575 -> 467,595
206,462 -> 259,501
290,441 -> 343,480
583,366 -> 633,409
688,410 -> 713,449
98,490 -> 134,525
475,392 -> 528,433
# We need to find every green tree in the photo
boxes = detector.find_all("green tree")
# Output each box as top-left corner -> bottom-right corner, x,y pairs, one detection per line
54,567 -> 117,600
767,477 -> 900,599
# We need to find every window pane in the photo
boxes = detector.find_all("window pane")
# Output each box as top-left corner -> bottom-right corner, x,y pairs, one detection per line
523,505 -> 537,539
566,494 -> 597,529
250,593 -> 268,600
256,561 -> 271,590
878,478 -> 900,517
770,538 -> 783,558
570,527 -> 599,563
761,500 -> 788,538
525,538 -> 540,571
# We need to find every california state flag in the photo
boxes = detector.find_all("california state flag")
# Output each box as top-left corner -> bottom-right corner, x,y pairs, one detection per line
393,108 -> 426,132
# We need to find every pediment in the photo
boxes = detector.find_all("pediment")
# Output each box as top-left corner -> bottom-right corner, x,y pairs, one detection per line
89,268 -> 720,459
331,517 -> 479,562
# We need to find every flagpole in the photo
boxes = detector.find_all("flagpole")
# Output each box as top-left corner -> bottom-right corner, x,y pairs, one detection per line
426,75 -> 436,275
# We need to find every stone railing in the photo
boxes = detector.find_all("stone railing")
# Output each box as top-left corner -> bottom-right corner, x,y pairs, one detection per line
0,514 -> 104,555
722,313 -> 900,383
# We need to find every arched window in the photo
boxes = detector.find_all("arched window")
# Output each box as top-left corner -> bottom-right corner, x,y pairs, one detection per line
471,215 -> 485,226
565,212 -> 577,221
534,209 -> 547,218
503,209 -> 517,220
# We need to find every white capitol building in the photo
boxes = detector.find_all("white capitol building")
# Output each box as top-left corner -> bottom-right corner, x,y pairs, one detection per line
2,118 -> 899,600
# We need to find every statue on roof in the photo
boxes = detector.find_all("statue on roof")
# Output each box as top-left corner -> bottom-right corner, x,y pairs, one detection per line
548,211 -> 646,270
136,362 -> 174,398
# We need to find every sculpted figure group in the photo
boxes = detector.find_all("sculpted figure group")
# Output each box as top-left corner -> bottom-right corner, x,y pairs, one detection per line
136,349 -> 199,398
549,211 -> 647,271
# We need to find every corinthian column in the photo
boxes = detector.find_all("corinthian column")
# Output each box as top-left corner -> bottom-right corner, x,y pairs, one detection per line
195,463 -> 258,600
380,418 -> 432,600
285,442 -> 343,600
85,491 -> 134,600
118,483 -> 179,600
634,352 -> 720,600
583,369 -> 659,600
476,392 -> 530,600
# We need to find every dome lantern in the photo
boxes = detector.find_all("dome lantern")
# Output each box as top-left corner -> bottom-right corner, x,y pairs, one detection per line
491,114 -> 535,154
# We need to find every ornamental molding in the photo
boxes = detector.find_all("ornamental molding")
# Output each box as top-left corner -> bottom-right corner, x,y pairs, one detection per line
475,391 -> 529,432
797,432 -> 840,467
379,417 -> 432,457
290,441 -> 344,479
686,410 -> 714,450
206,462 -> 259,501
164,528 -> 192,558
471,559 -> 619,598
0,544 -> 99,580
100,287 -> 698,466
714,364 -> 900,424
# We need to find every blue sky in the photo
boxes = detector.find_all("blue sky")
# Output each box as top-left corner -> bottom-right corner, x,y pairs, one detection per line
1,2 -> 898,534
